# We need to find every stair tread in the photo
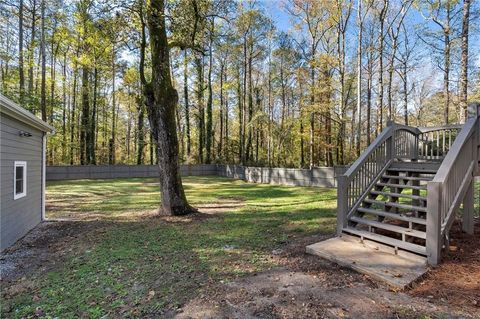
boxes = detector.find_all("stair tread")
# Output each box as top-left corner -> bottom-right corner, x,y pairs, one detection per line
363,199 -> 427,212
370,190 -> 427,201
382,174 -> 433,181
350,216 -> 427,239
357,207 -> 427,225
377,182 -> 427,190
387,167 -> 437,174
342,228 -> 427,255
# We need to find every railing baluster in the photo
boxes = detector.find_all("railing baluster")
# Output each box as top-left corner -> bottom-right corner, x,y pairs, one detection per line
432,131 -> 435,158
442,130 -> 446,156
436,131 -> 440,158
449,130 -> 452,149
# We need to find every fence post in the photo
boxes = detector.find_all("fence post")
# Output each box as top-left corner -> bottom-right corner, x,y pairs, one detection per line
426,181 -> 442,266
336,175 -> 348,236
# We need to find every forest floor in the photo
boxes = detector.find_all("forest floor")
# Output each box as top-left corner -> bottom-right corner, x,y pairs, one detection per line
1,176 -> 479,318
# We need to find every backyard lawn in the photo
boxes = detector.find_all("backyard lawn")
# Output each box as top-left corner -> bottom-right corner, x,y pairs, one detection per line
1,177 -> 478,318
2,176 -> 337,318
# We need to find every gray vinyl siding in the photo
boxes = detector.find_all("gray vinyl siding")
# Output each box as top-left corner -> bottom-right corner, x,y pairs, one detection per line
1,113 -> 44,251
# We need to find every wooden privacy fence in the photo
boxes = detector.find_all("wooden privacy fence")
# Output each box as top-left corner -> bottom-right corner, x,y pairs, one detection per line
46,164 -> 348,188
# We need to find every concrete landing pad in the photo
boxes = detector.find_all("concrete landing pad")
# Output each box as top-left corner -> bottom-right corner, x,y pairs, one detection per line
306,235 -> 428,289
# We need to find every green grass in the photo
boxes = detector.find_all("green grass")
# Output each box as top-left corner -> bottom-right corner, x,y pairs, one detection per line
3,176 -> 337,318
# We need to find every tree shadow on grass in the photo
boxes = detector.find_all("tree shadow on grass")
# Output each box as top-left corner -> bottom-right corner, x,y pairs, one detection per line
2,205 -> 337,318
15,177 -> 339,317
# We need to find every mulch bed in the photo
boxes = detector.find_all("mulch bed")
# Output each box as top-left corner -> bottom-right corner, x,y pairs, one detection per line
409,219 -> 480,308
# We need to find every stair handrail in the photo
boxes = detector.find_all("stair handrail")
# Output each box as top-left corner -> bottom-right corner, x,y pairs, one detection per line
417,124 -> 463,133
426,106 -> 479,265
337,123 -> 397,235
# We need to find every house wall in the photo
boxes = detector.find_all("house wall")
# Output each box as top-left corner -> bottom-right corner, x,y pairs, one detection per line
1,114 -> 44,251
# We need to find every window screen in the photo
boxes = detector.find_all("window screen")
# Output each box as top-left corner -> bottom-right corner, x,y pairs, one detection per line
15,166 -> 24,194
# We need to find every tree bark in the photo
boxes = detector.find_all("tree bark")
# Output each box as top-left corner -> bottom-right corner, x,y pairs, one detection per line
183,49 -> 191,158
205,18 -> 214,164
218,61 -> 224,159
443,2 -> 451,124
28,0 -> 36,100
40,0 -> 46,121
109,47 -> 116,164
80,67 -> 89,165
460,0 -> 470,120
62,51 -> 67,162
195,55 -> 205,163
137,95 -> 145,165
143,0 -> 195,216
70,65 -> 77,165
376,0 -> 388,133
19,0 -> 25,103
356,0 -> 363,156
89,67 -> 98,164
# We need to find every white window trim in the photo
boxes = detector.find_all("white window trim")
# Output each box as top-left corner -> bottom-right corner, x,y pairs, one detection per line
14,161 -> 27,200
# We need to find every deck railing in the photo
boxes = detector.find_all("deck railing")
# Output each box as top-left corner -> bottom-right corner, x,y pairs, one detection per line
417,126 -> 462,161
426,105 -> 479,265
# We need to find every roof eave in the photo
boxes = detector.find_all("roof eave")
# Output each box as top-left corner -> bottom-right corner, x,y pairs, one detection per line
0,94 -> 55,133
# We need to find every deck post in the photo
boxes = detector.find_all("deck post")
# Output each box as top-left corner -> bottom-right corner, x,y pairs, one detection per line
386,121 -> 395,160
426,182 -> 442,266
464,103 -> 479,235
462,180 -> 474,235
337,175 -> 348,236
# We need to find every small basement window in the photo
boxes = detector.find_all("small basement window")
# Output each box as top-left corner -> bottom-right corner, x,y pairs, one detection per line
14,161 -> 27,200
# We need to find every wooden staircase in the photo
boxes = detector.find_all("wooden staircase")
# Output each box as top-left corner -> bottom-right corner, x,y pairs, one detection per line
342,161 -> 439,257
336,105 -> 480,266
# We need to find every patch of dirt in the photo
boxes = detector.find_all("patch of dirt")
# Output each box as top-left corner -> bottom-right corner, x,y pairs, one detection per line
0,220 -> 110,282
410,220 -> 480,309
177,226 -> 480,318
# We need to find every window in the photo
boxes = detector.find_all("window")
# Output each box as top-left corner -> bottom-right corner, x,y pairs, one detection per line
14,161 -> 27,200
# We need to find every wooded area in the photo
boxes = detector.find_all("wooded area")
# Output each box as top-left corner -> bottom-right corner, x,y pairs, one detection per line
1,0 -> 479,168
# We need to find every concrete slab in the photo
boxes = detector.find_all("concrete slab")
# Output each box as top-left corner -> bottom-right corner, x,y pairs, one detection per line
306,235 -> 428,289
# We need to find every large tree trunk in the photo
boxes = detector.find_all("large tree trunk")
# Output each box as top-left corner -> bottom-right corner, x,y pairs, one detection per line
109,48 -> 116,164
236,65 -> 243,164
195,55 -> 205,163
137,96 -> 145,165
245,44 -> 253,164
309,65 -> 315,169
218,61 -> 224,160
460,0 -> 470,120
28,0 -> 36,101
40,0 -> 46,121
62,51 -> 67,163
443,2 -> 451,124
205,19 -> 214,164
183,50 -> 191,158
376,0 -> 388,133
70,66 -> 77,165
19,0 -> 25,103
224,82 -> 229,162
89,67 -> 98,164
356,0 -> 362,156
80,67 -> 89,165
144,0 -> 195,216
